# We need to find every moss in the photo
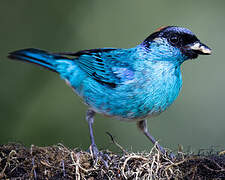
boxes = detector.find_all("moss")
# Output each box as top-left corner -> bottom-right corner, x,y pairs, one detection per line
0,143 -> 224,179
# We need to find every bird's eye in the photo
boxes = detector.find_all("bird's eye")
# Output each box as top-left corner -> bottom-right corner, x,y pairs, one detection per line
169,34 -> 180,44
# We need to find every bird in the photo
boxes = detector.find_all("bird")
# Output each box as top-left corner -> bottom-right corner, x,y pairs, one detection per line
8,26 -> 211,163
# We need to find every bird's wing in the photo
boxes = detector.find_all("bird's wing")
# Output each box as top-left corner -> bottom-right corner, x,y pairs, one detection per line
59,48 -> 134,88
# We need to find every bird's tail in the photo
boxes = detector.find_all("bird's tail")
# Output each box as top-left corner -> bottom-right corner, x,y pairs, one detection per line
8,48 -> 71,72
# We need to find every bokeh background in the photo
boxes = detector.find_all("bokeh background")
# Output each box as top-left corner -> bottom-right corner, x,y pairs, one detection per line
0,0 -> 224,153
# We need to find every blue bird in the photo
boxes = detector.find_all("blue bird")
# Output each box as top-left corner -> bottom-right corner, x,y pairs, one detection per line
8,26 -> 211,162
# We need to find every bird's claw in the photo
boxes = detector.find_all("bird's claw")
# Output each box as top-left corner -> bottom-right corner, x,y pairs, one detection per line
168,152 -> 176,160
89,144 -> 110,168
155,143 -> 176,160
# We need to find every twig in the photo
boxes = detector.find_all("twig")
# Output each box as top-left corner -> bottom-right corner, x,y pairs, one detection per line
106,132 -> 128,154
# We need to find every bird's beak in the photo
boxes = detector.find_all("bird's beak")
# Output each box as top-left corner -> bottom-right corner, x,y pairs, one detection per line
188,42 -> 212,55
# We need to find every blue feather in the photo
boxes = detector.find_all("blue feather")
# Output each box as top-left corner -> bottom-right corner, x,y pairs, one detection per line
8,48 -> 72,72
8,26 -> 212,159
8,26 -> 211,120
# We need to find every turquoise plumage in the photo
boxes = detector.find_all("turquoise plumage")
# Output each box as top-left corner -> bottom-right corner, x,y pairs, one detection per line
8,26 -> 211,164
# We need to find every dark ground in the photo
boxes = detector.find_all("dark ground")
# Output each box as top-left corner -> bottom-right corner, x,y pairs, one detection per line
0,143 -> 224,179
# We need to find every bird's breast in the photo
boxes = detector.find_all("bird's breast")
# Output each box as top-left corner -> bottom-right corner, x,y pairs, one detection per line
130,61 -> 182,119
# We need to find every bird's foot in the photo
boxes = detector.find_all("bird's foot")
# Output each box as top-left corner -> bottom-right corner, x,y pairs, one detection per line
169,152 -> 176,160
89,144 -> 110,168
156,143 -> 176,160
156,142 -> 166,155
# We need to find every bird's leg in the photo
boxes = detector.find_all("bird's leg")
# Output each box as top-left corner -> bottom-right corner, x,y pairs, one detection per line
86,109 -> 109,166
86,109 -> 97,151
137,119 -> 166,155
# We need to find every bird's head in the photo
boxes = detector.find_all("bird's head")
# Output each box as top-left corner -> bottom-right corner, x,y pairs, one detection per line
141,26 -> 211,64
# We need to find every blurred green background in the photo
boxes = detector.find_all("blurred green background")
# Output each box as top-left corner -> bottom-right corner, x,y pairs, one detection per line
0,0 -> 224,153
